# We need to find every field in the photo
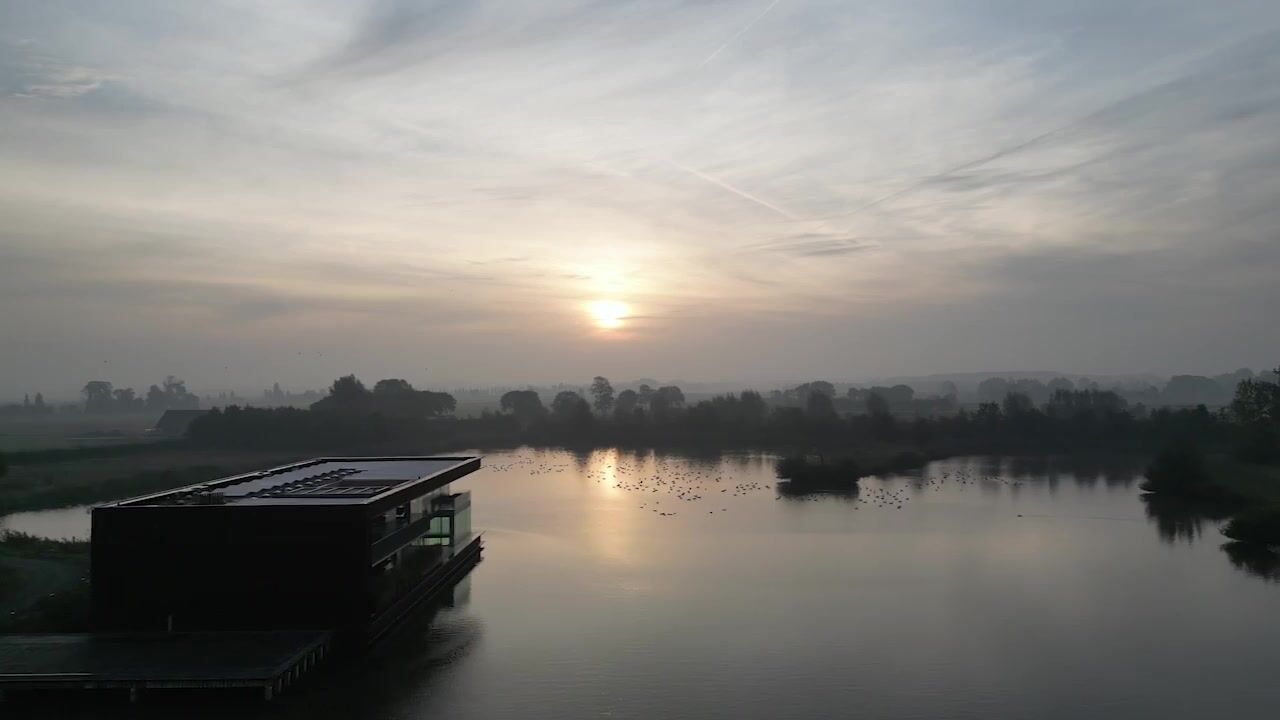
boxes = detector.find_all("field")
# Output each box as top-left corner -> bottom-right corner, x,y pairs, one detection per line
0,413 -> 163,452
0,447 -> 312,515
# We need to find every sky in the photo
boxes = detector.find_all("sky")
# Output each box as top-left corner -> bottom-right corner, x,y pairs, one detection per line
2,0 -> 1280,398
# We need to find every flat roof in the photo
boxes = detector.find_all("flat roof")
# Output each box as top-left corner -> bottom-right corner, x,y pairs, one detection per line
105,456 -> 480,509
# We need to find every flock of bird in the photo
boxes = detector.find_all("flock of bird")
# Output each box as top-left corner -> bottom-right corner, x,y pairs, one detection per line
553,460 -> 769,516
480,452 -> 1028,519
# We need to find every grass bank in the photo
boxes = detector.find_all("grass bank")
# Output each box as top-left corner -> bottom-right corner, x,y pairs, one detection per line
0,532 -> 90,632
1205,456 -> 1280,503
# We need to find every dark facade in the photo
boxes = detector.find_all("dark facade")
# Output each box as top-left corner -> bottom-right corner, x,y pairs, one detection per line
91,457 -> 481,656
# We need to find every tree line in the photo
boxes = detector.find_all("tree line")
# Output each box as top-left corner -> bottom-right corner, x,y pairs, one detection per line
0,393 -> 52,417
189,375 -> 457,449
81,377 -> 200,414
185,369 -> 1279,465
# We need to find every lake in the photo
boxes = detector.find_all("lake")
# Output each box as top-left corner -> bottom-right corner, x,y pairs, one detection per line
0,504 -> 92,541
10,447 -> 1280,718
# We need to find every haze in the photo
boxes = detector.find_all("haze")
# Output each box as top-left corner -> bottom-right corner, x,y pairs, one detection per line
3,0 -> 1279,398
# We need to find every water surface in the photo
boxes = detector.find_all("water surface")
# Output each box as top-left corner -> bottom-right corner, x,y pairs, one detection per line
270,448 -> 1280,720
0,505 -> 92,541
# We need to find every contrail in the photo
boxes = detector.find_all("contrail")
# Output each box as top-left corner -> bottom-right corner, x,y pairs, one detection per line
672,161 -> 798,220
842,124 -> 1073,217
833,31 -> 1280,221
702,0 -> 783,66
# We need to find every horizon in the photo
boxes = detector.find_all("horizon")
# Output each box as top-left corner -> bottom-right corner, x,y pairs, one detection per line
8,363 -> 1272,406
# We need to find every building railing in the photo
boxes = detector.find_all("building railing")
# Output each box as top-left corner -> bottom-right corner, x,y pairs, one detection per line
369,513 -> 451,564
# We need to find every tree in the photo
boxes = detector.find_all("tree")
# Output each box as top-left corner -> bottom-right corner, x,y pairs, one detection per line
977,377 -> 1011,403
637,384 -> 655,407
865,391 -> 889,418
1010,379 -> 1049,405
974,402 -> 1002,426
365,379 -> 455,418
589,376 -> 615,416
1047,377 -> 1076,394
330,375 -> 368,402
310,375 -> 371,414
1163,375 -> 1229,406
0,450 -> 6,479
805,390 -> 836,420
146,384 -> 167,410
739,390 -> 767,425
650,386 -> 685,419
373,378 -> 415,396
614,389 -> 639,420
886,384 -> 915,405
551,390 -> 592,428
786,381 -> 834,404
1140,443 -> 1212,496
417,390 -> 456,417
501,390 -> 547,427
1045,388 -> 1128,419
794,381 -> 834,398
83,380 -> 114,413
147,376 -> 200,410
1002,392 -> 1034,417
1231,366 -> 1280,462
1231,369 -> 1279,426
551,390 -> 584,417
110,387 -> 142,411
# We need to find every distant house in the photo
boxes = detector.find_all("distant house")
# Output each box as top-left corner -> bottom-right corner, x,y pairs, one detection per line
152,409 -> 209,437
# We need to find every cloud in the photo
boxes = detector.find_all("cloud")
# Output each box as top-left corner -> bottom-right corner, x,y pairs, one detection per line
300,0 -> 475,78
743,234 -> 873,258
2,0 -> 1280,391
1,40 -> 116,99
16,68 -> 106,97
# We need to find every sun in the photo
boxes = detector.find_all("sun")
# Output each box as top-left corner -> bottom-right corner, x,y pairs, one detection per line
588,300 -> 628,330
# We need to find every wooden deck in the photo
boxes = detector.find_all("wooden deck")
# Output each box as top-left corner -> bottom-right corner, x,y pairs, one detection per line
0,630 -> 330,701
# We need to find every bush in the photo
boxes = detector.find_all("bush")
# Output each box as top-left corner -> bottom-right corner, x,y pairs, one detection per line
0,530 -> 90,557
775,455 -> 862,487
1237,424 -> 1280,464
890,450 -> 927,472
1222,506 -> 1280,548
1140,443 -> 1212,496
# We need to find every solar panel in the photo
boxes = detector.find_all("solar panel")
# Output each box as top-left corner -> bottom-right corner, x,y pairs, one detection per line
265,480 -> 393,498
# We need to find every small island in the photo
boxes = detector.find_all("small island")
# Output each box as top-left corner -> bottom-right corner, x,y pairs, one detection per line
774,455 -> 863,493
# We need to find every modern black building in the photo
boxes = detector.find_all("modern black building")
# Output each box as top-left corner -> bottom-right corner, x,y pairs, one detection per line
91,456 -> 481,656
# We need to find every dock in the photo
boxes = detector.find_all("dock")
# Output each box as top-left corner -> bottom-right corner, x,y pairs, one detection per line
0,631 -> 330,702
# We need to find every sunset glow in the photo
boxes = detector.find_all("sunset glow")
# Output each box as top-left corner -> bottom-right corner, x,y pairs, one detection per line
588,301 -> 628,330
